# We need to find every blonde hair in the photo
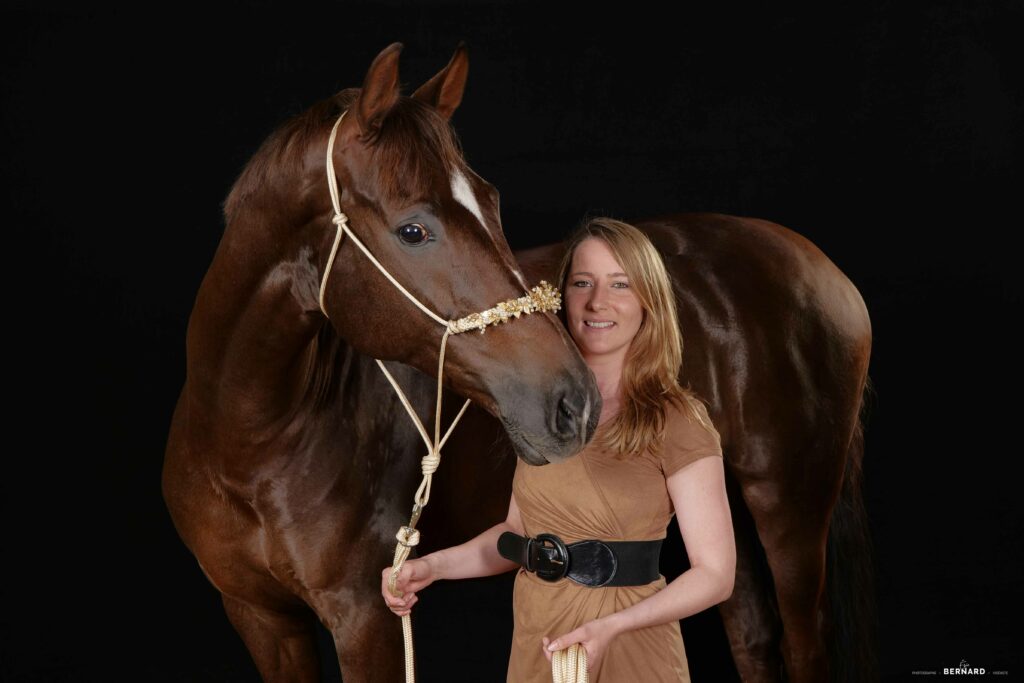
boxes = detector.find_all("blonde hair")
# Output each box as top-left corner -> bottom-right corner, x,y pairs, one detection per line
556,217 -> 715,458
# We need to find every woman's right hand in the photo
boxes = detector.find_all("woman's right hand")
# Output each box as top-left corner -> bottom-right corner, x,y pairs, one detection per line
381,557 -> 438,617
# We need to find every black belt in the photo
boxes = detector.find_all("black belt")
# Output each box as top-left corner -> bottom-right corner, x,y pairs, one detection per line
498,531 -> 662,587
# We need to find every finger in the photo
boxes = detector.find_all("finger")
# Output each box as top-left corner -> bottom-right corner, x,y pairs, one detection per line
392,577 -> 413,596
546,632 -> 573,651
383,567 -> 404,588
399,573 -> 426,592
541,637 -> 552,662
390,592 -> 417,607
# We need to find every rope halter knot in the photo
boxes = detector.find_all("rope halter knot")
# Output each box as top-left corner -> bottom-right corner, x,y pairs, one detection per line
395,526 -> 421,548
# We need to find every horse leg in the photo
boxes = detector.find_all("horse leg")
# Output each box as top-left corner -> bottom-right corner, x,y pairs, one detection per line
719,476 -> 784,682
222,594 -> 321,683
742,473 -> 838,683
318,582 -> 404,683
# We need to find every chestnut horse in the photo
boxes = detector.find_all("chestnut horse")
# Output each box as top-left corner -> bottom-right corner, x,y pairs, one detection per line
165,43 -> 875,683
432,216 -> 876,683
163,43 -> 601,683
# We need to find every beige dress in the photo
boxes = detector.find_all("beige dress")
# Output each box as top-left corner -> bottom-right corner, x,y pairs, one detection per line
507,400 -> 723,683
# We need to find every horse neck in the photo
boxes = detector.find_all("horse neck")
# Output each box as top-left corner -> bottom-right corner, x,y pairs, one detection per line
186,205 -> 338,448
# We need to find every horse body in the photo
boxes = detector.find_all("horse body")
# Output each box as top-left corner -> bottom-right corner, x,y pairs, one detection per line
165,334 -> 434,680
164,43 -> 601,682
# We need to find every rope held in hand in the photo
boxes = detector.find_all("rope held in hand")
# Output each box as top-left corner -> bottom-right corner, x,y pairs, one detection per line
552,643 -> 589,683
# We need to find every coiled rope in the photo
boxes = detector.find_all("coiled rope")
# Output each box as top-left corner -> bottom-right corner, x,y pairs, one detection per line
552,644 -> 589,683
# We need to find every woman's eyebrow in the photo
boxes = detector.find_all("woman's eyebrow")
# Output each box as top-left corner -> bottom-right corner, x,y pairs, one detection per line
570,271 -> 629,278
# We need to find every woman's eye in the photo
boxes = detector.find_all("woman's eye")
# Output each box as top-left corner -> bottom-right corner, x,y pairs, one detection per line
612,281 -> 630,289
397,223 -> 430,245
572,280 -> 592,287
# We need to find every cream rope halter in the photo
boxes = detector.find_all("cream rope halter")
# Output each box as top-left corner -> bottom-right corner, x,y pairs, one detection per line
319,110 -> 568,683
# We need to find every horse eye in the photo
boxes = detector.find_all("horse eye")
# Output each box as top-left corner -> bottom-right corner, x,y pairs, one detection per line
397,223 -> 430,245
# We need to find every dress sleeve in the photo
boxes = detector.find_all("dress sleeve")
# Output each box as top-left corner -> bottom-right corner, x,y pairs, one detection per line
660,400 -> 723,478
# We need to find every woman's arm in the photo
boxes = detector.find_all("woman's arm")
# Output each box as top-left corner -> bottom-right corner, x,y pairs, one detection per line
543,455 -> 735,669
427,493 -> 526,580
382,493 -> 526,615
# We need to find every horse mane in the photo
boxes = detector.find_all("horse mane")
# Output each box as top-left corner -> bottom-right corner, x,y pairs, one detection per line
223,88 -> 468,224
304,321 -> 348,411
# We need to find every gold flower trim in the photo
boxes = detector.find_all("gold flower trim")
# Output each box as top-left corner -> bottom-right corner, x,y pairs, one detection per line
448,281 -> 562,334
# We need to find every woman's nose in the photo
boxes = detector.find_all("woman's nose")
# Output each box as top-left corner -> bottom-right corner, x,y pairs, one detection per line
586,288 -> 608,311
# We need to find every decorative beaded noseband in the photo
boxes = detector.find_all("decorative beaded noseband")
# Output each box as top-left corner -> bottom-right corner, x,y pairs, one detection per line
318,109 -> 561,683
448,281 -> 562,334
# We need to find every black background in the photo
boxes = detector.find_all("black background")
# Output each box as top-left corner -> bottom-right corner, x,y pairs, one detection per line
2,1 -> 1021,681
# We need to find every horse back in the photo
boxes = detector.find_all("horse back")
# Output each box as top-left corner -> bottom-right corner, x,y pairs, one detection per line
518,213 -> 871,474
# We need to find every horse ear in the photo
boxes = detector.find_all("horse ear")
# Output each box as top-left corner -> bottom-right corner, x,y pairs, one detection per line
356,42 -> 403,141
411,41 -> 469,120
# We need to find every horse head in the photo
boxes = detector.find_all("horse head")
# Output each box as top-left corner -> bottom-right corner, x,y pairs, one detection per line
247,43 -> 599,464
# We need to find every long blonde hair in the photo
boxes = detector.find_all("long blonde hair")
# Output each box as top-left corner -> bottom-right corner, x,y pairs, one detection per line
556,217 -> 715,458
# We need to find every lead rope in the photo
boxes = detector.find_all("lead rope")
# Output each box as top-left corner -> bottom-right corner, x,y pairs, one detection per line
319,110 -> 563,683
552,644 -> 589,683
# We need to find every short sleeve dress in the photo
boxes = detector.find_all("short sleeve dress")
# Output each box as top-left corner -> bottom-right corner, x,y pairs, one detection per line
507,399 -> 723,683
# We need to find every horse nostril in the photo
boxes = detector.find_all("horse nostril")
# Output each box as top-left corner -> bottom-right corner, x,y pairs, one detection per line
555,394 -> 578,438
560,399 -> 573,418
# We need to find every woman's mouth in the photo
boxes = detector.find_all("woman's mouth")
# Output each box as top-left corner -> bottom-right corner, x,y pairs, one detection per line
585,320 -> 615,328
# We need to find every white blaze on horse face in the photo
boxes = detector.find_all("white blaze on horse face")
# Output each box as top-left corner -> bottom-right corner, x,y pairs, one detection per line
513,268 -> 529,291
450,168 -> 486,228
450,168 -> 530,291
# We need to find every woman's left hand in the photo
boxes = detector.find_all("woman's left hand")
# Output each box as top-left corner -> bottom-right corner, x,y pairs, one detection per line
541,618 -> 618,673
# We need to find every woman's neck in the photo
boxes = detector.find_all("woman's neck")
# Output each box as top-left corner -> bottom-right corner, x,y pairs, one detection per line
584,352 -> 627,424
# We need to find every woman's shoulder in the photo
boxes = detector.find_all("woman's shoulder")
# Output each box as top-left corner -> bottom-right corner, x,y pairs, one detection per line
665,396 -> 718,433
659,396 -> 723,477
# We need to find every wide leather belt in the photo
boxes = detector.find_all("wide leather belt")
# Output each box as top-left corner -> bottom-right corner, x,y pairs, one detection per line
498,531 -> 662,587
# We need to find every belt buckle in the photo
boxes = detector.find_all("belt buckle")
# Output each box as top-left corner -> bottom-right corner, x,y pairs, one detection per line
529,533 -> 569,582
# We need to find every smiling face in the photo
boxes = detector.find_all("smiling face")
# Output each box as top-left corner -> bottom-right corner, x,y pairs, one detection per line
565,237 -> 646,364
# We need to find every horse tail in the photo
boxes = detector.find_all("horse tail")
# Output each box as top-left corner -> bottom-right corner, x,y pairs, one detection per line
826,373 -> 879,683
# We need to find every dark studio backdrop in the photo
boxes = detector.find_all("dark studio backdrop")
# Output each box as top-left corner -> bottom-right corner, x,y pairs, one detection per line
2,1 -> 1021,681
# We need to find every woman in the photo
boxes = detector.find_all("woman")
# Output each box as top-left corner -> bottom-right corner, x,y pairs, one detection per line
382,217 -> 735,682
